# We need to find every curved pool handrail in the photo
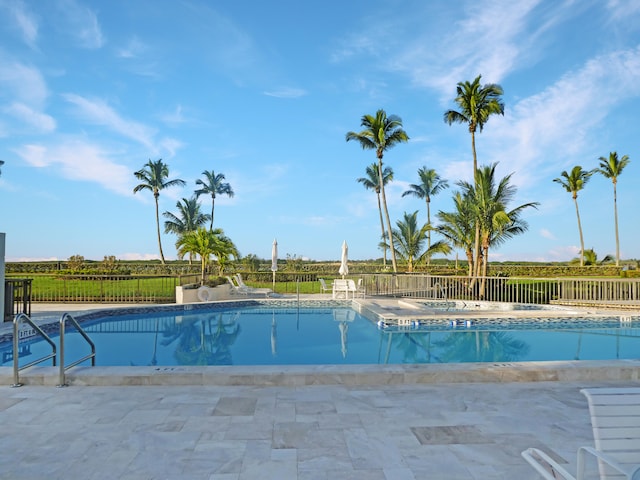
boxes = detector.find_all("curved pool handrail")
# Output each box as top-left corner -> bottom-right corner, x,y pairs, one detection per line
12,313 -> 57,388
58,313 -> 96,387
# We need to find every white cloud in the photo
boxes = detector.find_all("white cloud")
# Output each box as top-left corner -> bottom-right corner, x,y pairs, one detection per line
159,137 -> 184,158
15,140 -> 133,196
540,228 -> 556,240
483,45 -> 640,190
62,94 -> 157,151
5,102 -> 56,132
606,0 -> 640,21
263,87 -> 307,99
160,105 -> 186,126
118,252 -> 161,261
59,0 -> 105,49
0,0 -> 39,48
0,59 -> 48,106
116,36 -> 147,58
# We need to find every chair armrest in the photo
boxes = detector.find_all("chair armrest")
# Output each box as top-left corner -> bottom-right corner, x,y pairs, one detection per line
521,448 -> 576,480
578,446 -> 639,480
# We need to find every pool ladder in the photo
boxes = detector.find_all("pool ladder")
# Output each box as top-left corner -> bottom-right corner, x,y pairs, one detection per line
12,312 -> 96,387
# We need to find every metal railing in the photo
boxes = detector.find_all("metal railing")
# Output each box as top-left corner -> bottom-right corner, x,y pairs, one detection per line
14,274 -> 179,303
359,274 -> 640,307
4,278 -> 32,321
12,313 -> 56,387
58,313 -> 96,387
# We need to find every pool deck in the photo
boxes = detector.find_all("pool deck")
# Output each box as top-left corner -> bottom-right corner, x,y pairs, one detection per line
2,300 -> 640,479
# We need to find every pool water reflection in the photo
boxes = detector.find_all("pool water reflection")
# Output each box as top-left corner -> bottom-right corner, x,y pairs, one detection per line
4,306 -> 640,367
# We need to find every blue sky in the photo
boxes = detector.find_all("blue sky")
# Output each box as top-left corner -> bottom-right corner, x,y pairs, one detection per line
1,0 -> 639,264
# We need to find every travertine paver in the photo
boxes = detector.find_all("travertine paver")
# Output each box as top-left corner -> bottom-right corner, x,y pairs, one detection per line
0,381 -> 627,479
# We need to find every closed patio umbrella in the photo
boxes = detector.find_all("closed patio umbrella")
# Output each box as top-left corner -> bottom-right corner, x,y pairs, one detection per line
339,240 -> 349,278
271,238 -> 278,291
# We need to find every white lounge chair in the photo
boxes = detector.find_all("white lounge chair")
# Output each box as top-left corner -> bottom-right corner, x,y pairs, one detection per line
522,387 -> 640,480
333,279 -> 357,299
319,278 -> 332,294
226,276 -> 249,296
234,274 -> 272,297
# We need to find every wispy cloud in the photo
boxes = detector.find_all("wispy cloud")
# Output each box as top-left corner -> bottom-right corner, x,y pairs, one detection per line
263,87 -> 307,99
4,102 -> 55,132
58,0 -> 104,49
0,0 -> 39,48
0,58 -> 49,106
160,105 -> 187,126
62,94 -> 157,151
606,0 -> 640,21
540,228 -> 556,240
391,0 -> 547,96
116,36 -> 147,58
483,45 -> 640,189
0,57 -> 54,133
15,140 -> 133,196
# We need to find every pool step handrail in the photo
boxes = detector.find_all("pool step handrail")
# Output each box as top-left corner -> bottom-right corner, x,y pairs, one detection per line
12,313 -> 57,388
58,313 -> 96,387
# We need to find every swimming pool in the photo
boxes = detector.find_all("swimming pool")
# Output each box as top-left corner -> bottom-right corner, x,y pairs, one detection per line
4,301 -> 640,367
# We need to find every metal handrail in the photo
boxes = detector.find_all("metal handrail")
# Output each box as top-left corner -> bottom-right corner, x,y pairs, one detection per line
58,313 -> 96,387
12,313 -> 57,387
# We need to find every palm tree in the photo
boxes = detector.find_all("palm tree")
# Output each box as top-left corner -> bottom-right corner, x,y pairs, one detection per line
444,75 -> 504,176
195,170 -> 234,231
437,192 -> 476,276
392,211 -> 450,272
0,160 -> 4,177
133,159 -> 186,265
163,196 -> 210,264
444,75 -> 504,278
402,167 -> 449,264
176,227 -> 238,284
459,164 -> 538,291
579,248 -> 614,266
553,166 -> 594,267
595,152 -> 630,266
346,109 -> 409,273
357,163 -> 394,267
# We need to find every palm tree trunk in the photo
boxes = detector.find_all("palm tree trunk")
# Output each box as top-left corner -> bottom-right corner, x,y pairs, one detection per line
426,198 -> 431,266
470,130 -> 479,286
378,158 -> 398,273
613,182 -> 620,266
574,196 -> 585,267
376,192 -> 387,267
480,244 -> 489,299
210,195 -> 215,231
154,194 -> 166,265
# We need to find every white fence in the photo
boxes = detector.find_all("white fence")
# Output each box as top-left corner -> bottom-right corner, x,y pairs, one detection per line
359,274 -> 640,308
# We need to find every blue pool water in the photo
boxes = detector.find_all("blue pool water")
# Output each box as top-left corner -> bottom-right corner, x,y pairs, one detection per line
4,306 -> 640,366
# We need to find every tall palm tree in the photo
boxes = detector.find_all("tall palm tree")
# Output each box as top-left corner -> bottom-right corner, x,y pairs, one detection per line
444,75 -> 504,278
176,227 -> 238,283
357,163 -> 394,266
346,109 -> 409,273
402,167 -> 449,264
195,170 -> 234,231
163,196 -> 211,264
444,75 -> 504,177
553,166 -> 594,267
0,160 -> 4,177
437,192 -> 476,276
392,211 -> 450,272
133,159 -> 186,265
595,152 -> 630,266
